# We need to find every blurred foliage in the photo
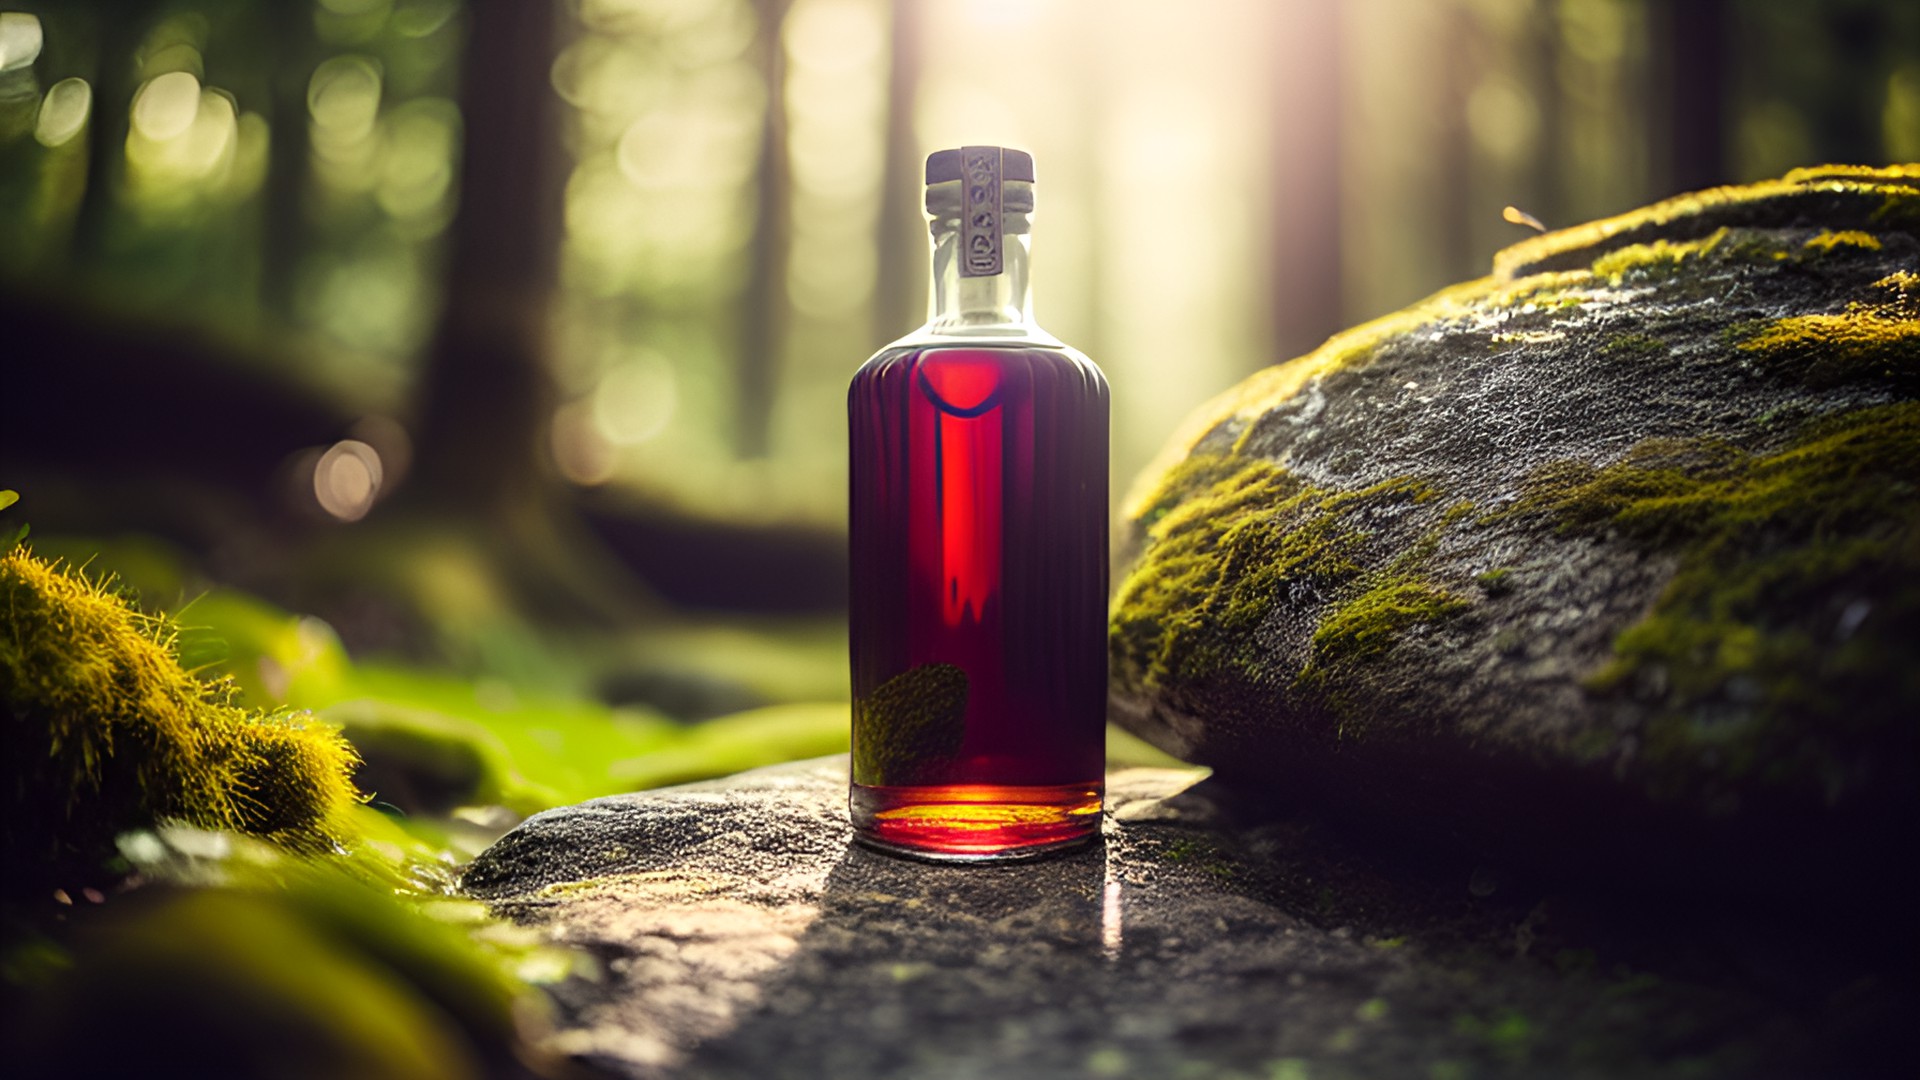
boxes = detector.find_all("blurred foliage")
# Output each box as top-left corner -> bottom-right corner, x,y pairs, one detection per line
91,556 -> 849,814
2,824 -> 581,1079
4,1 -> 1914,528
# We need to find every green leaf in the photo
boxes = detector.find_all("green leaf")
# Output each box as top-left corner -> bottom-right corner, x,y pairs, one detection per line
1,522 -> 26,553
0,490 -> 17,511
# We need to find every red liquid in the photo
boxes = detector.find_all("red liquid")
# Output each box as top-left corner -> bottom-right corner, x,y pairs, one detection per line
848,344 -> 1109,860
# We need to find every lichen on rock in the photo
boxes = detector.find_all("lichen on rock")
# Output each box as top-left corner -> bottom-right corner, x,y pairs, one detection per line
1,545 -> 362,872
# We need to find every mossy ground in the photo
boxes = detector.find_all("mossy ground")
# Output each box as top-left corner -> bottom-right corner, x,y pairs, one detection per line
0,538 -> 578,1076
1,824 -> 575,1079
1,545 -> 361,869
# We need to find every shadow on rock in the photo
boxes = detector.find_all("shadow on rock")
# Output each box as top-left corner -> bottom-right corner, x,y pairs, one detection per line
465,758 -> 1910,1080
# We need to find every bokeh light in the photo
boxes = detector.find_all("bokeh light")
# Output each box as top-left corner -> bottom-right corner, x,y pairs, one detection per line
0,11 -> 39,72
313,439 -> 386,522
34,77 -> 89,148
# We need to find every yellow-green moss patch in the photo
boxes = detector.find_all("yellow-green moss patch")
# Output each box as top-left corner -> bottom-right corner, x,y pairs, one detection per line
1736,307 -> 1920,386
1,547 -> 362,867
1802,230 -> 1882,254
1112,455 -> 1465,698
1493,164 -> 1920,281
1511,404 -> 1920,798
1873,269 -> 1919,297
1312,578 -> 1468,664
851,663 -> 969,786
1601,333 -> 1666,358
1589,227 -> 1795,286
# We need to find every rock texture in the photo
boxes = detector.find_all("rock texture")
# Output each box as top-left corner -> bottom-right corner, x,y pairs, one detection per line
462,757 -> 1901,1079
1107,165 -> 1920,888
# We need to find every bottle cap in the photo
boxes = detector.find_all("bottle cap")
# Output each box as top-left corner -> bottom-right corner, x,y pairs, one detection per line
926,147 -> 1031,278
924,146 -> 1035,184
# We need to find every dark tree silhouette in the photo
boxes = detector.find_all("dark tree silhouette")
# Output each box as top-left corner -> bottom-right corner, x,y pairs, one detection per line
407,0 -> 566,512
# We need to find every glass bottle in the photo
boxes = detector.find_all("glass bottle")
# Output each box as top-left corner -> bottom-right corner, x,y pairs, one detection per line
848,146 -> 1109,861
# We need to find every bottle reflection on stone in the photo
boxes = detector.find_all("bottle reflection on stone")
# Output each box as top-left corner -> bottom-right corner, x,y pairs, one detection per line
848,147 -> 1109,861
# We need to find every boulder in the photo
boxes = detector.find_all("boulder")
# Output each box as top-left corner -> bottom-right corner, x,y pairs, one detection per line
462,757 -> 1899,1078
1108,165 -> 1920,890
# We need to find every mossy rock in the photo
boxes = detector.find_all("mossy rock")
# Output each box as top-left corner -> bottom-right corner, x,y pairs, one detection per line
0,546 -> 362,879
1110,165 -> 1920,892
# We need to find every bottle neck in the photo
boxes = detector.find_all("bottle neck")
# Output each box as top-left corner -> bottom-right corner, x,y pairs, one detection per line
896,178 -> 1057,346
928,226 -> 1034,332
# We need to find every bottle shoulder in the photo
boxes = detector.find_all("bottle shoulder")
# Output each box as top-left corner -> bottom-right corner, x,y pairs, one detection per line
856,339 -> 1106,383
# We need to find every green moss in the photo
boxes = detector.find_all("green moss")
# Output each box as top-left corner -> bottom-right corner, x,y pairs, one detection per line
1112,455 -> 1470,717
1454,1009 -> 1534,1065
1299,520 -> 1474,736
0,547 -> 361,870
1494,163 -> 1919,280
851,663 -> 969,786
1737,306 -> 1919,388
1601,333 -> 1666,359
1111,455 -> 1309,688
1159,838 -> 1202,861
1132,453 -> 1268,528
1588,227 -> 1793,286
1589,236 -> 1715,283
7,856 -> 559,1078
1311,578 -> 1469,664
1474,568 -> 1514,595
1802,230 -> 1883,255
1112,456 -> 1434,691
1511,404 -> 1920,798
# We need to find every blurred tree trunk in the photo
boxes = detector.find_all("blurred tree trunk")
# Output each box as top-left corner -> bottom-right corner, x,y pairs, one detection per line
259,11 -> 317,322
870,0 -> 923,346
70,3 -> 147,266
1525,0 -> 1565,230
1653,0 -> 1727,196
1269,0 -> 1343,360
1436,3 -> 1477,283
406,0 -> 565,512
1809,3 -> 1894,165
737,0 -> 791,458
398,3 -> 650,625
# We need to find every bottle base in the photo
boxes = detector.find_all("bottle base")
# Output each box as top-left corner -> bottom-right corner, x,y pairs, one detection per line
849,781 -> 1103,863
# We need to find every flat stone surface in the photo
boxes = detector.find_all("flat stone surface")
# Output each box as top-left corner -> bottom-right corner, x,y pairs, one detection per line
463,757 -> 1902,1079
